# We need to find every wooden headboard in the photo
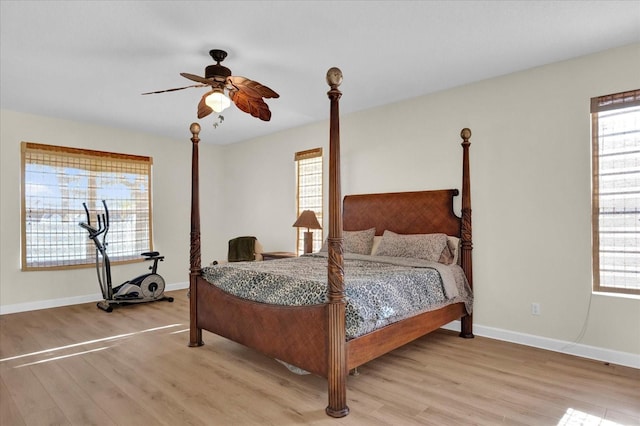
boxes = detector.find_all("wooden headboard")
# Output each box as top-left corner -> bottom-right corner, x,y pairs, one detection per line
343,189 -> 461,237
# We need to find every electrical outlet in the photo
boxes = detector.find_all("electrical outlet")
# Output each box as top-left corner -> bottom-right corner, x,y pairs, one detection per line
531,303 -> 541,316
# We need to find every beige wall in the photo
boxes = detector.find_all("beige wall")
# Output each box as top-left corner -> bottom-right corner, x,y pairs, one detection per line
217,44 -> 640,356
1,44 -> 639,358
0,112 -> 223,307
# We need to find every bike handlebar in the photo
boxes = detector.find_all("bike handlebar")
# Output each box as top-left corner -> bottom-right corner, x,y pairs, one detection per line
79,200 -> 110,239
82,202 -> 91,226
102,200 -> 110,227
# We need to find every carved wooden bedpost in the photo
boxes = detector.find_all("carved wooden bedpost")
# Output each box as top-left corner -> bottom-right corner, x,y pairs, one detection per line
325,67 -> 349,418
460,128 -> 474,338
189,123 -> 204,347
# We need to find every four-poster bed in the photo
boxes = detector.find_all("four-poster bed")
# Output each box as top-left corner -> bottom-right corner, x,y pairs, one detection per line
187,67 -> 474,418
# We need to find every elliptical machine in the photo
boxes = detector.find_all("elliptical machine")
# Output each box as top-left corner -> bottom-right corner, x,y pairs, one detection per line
79,200 -> 173,312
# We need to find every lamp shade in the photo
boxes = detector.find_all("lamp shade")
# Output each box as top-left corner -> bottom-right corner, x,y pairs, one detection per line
205,88 -> 231,113
292,210 -> 322,230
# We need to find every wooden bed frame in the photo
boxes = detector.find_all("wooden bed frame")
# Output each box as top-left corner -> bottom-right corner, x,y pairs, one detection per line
187,67 -> 473,418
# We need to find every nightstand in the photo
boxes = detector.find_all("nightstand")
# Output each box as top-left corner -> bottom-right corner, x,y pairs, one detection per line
261,251 -> 297,261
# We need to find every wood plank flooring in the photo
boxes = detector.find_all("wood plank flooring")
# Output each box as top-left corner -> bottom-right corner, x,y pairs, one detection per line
1,290 -> 638,425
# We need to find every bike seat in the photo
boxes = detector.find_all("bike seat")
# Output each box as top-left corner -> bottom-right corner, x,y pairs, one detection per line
141,251 -> 160,258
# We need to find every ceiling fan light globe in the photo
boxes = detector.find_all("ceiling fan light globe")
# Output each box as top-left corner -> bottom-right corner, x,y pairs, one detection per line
205,90 -> 231,113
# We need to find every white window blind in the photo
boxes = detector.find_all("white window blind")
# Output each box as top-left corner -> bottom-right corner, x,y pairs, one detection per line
295,148 -> 323,255
591,89 -> 640,295
21,142 -> 153,270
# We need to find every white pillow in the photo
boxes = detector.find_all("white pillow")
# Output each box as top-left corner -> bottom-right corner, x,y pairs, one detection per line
447,236 -> 460,265
370,235 -> 383,255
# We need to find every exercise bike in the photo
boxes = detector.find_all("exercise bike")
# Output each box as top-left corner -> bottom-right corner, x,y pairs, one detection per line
79,200 -> 173,312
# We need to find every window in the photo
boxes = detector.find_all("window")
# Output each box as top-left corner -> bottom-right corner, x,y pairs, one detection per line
21,142 -> 153,270
591,89 -> 640,295
295,148 -> 323,255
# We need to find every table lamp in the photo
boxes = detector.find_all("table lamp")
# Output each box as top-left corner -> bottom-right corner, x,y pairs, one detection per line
293,210 -> 322,254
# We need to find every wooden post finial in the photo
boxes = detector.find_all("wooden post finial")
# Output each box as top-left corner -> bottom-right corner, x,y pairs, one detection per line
461,127 -> 471,141
326,67 -> 343,89
190,122 -> 201,139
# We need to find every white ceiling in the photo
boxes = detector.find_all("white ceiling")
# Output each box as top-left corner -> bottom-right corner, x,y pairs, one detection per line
1,1 -> 639,145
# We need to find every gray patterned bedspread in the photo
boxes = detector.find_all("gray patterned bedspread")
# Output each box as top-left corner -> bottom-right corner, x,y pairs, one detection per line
201,252 -> 473,339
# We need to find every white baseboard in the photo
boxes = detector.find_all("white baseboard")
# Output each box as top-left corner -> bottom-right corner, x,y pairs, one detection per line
441,320 -> 640,370
0,281 -> 189,315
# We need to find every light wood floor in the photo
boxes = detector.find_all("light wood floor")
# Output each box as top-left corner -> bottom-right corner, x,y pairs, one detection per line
1,290 -> 638,426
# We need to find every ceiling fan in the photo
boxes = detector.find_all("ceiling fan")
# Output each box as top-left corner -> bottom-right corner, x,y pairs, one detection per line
142,49 -> 279,121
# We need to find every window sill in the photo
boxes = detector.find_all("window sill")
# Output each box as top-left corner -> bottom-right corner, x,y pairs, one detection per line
592,291 -> 640,300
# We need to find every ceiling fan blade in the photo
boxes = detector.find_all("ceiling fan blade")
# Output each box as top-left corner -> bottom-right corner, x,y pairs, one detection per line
181,72 -> 215,85
229,90 -> 272,121
141,83 -> 206,95
197,91 -> 214,119
228,76 -> 279,99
